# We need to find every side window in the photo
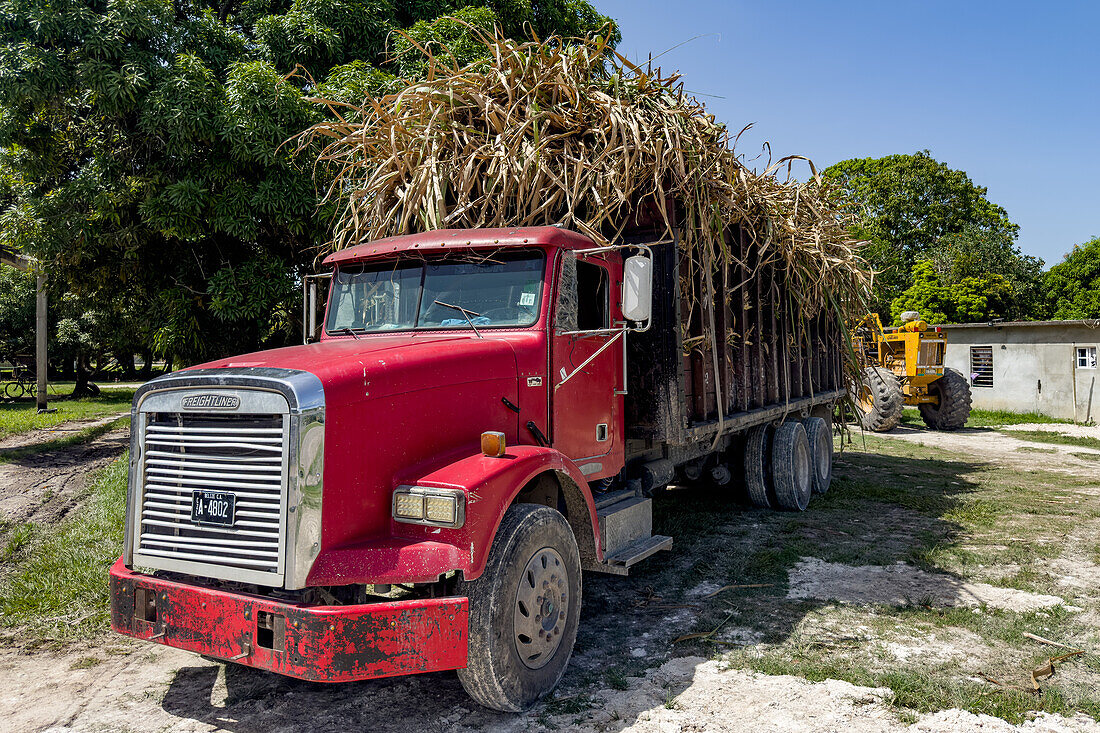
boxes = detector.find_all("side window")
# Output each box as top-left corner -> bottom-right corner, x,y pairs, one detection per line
575,261 -> 609,330
1076,346 -> 1096,369
970,345 -> 994,388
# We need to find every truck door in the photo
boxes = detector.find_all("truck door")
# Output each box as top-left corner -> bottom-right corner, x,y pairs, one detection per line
550,253 -> 623,476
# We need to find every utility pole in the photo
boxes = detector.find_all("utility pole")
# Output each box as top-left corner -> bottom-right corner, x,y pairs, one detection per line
36,272 -> 47,412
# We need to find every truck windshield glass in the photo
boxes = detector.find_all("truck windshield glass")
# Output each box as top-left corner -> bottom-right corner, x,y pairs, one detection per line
326,252 -> 544,333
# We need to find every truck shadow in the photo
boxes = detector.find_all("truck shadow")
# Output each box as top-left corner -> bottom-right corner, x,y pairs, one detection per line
158,447 -> 985,732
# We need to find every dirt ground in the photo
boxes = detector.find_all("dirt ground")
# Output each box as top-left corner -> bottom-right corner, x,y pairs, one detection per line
2,420 -> 1100,732
0,418 -> 129,545
854,424 -> 1100,477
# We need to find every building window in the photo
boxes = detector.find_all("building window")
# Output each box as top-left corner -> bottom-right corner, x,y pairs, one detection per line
1077,346 -> 1097,369
970,346 -> 994,388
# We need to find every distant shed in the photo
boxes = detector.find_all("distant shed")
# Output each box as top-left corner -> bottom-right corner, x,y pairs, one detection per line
941,320 -> 1100,422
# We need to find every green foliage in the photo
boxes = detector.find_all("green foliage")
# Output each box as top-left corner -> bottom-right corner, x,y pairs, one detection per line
0,265 -> 34,360
890,260 -> 1013,325
391,8 -> 500,78
824,151 -> 1019,311
924,225 -> 1045,322
1044,237 -> 1100,320
0,0 -> 616,366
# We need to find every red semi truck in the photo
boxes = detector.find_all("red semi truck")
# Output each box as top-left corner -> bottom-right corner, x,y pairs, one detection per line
109,225 -> 844,711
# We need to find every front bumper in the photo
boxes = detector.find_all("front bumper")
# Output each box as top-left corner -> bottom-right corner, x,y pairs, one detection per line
109,559 -> 469,682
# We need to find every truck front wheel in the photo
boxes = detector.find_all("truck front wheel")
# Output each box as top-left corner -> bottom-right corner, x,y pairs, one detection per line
458,503 -> 582,712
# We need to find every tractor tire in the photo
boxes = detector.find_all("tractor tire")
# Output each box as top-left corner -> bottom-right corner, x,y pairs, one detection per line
743,424 -> 773,509
855,366 -> 904,432
772,421 -> 812,512
919,367 -> 972,431
458,504 -> 582,712
802,416 -> 833,495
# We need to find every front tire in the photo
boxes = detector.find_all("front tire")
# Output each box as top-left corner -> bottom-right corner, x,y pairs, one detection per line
458,504 -> 582,712
855,366 -> 904,432
919,368 -> 972,431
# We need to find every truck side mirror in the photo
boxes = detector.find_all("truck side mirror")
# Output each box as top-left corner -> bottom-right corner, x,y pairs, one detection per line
622,255 -> 652,325
302,273 -> 332,344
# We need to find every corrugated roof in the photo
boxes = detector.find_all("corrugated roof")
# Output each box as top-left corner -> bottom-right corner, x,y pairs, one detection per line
937,319 -> 1100,329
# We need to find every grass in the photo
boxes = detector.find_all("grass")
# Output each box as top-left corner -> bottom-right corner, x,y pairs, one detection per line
0,389 -> 134,440
0,416 -> 130,464
901,407 -> 1073,429
0,454 -> 128,647
1006,430 -> 1100,451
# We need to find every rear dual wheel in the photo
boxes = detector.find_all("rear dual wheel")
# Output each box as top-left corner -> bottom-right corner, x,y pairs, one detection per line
744,420 -> 821,511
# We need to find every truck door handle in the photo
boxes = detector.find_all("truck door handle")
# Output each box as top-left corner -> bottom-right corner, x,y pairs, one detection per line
526,421 -> 549,447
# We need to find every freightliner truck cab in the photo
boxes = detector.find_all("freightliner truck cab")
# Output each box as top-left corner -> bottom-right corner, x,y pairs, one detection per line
110,226 -> 665,711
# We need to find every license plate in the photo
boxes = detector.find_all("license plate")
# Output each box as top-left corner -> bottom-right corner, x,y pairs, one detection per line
191,491 -> 236,526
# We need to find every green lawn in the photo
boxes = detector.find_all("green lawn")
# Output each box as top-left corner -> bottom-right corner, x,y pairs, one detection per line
0,455 -> 127,647
1005,430 -> 1100,451
901,407 -> 1073,429
0,389 -> 135,440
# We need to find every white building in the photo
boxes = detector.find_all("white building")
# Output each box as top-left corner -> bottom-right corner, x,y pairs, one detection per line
941,320 -> 1100,422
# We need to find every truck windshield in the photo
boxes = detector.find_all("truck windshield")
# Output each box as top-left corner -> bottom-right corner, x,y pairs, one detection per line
326,251 -> 545,333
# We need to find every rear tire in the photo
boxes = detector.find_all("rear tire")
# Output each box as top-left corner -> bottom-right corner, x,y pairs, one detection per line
458,504 -> 582,712
919,368 -> 972,431
802,416 -> 833,495
855,366 -> 904,432
743,424 -> 773,508
772,421 -> 812,511
3,381 -> 24,399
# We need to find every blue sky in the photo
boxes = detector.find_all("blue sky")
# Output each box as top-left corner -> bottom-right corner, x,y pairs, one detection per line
597,0 -> 1099,267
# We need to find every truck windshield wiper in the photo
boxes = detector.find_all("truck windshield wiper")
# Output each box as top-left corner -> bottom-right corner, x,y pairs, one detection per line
433,300 -> 484,339
341,327 -> 361,340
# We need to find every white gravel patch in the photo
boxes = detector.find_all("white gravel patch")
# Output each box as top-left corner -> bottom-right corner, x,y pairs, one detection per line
787,558 -> 1069,612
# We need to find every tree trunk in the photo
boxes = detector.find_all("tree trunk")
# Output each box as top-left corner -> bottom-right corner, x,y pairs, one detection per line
140,348 -> 154,379
71,356 -> 99,397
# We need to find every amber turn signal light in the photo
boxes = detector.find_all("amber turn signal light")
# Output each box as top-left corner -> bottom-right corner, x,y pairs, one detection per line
481,431 -> 506,457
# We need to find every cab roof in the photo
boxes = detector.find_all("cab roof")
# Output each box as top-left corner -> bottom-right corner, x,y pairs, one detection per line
322,226 -> 596,268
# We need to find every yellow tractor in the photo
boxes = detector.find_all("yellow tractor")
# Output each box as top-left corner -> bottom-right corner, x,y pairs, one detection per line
850,311 -> 972,432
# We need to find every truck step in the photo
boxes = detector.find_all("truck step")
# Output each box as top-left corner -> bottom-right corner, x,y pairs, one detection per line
597,496 -> 651,555
593,487 -> 637,510
588,535 -> 673,576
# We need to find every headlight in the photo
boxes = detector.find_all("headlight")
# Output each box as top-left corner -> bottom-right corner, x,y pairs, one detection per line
392,486 -> 465,528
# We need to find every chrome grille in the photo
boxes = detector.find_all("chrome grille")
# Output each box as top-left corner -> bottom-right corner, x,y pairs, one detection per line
135,412 -> 288,579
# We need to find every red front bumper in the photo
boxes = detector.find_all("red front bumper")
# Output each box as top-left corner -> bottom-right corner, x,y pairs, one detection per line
109,559 -> 469,682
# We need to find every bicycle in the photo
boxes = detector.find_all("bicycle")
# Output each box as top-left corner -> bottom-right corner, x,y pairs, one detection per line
2,366 -> 37,400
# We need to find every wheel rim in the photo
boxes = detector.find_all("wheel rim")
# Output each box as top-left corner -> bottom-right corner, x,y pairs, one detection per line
814,431 -> 830,481
794,437 -> 811,501
513,546 -> 569,670
857,385 -> 874,414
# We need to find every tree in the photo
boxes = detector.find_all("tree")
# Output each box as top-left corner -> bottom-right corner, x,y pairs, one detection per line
0,0 -> 617,366
890,260 -> 1014,326
1044,237 -> 1100,320
926,224 -> 1045,321
824,151 -> 1018,310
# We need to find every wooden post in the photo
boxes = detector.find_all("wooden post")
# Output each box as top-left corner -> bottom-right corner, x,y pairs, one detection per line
36,272 -> 47,412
